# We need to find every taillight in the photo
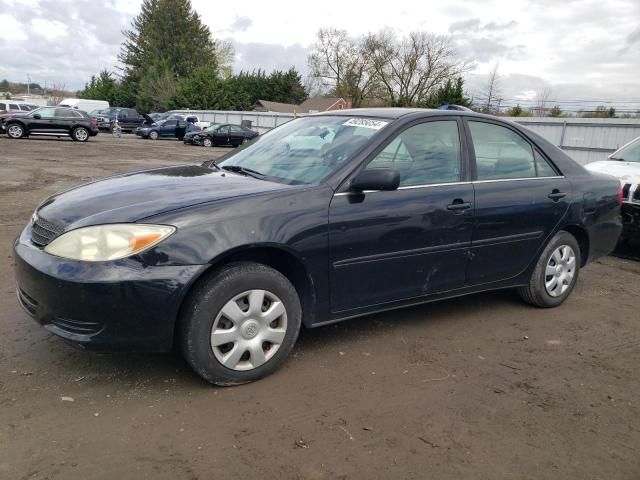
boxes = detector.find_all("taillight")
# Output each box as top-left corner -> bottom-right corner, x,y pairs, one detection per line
618,183 -> 624,206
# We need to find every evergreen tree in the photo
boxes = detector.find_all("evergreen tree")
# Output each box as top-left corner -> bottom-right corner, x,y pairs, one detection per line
78,70 -> 122,104
424,77 -> 472,108
119,0 -> 219,82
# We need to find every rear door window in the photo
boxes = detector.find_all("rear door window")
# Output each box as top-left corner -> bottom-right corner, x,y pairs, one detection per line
469,122 -> 536,180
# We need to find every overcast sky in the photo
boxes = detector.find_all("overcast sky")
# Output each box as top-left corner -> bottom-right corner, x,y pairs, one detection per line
0,0 -> 638,110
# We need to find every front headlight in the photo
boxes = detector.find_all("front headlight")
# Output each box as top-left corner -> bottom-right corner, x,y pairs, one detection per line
44,224 -> 176,261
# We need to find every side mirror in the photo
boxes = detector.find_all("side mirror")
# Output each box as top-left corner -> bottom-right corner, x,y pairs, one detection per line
33,114 -> 41,119
350,168 -> 400,192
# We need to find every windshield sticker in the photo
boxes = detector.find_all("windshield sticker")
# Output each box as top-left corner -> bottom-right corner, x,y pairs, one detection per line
342,118 -> 389,130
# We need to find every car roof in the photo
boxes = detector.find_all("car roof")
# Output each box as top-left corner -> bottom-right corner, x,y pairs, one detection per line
309,107 -> 502,122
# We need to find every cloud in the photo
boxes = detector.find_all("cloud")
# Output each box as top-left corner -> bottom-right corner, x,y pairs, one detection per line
232,42 -> 309,76
231,16 -> 252,32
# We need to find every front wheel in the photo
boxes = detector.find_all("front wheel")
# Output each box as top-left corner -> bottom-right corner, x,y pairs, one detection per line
518,231 -> 580,308
72,127 -> 89,142
7,124 -> 24,139
180,262 -> 302,385
149,130 -> 159,140
202,137 -> 213,147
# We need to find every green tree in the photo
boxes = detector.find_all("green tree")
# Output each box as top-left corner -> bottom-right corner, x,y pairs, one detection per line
549,105 -> 562,117
78,70 -> 122,104
136,59 -> 178,112
506,104 -> 523,117
169,64 -> 224,109
0,79 -> 9,92
119,0 -> 218,82
424,77 -> 472,108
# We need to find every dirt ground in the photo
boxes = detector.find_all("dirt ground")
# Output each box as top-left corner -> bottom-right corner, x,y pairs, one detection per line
1,135 -> 639,480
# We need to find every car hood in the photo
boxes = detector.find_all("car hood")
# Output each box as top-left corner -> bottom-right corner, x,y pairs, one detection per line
36,164 -> 289,229
585,160 -> 640,184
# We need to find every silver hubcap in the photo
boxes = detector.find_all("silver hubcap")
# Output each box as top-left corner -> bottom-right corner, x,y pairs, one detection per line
204,139 -> 212,147
545,245 -> 576,297
8,125 -> 22,138
150,132 -> 158,139
75,129 -> 88,141
211,289 -> 287,371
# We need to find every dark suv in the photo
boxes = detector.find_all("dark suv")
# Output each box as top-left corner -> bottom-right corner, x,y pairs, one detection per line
92,107 -> 144,132
2,107 -> 99,142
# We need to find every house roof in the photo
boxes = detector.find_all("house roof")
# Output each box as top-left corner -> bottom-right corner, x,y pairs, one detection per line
300,97 -> 345,113
255,100 -> 300,113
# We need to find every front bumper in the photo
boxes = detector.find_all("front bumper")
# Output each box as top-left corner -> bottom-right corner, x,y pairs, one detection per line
14,225 -> 206,352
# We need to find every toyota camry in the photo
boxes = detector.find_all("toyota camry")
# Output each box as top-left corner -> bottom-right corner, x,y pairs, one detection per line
14,109 -> 622,385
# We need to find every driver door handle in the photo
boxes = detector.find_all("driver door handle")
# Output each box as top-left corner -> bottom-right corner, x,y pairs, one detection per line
447,199 -> 473,211
548,189 -> 566,201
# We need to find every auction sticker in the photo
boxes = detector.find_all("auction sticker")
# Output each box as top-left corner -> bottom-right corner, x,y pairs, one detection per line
342,118 -> 389,130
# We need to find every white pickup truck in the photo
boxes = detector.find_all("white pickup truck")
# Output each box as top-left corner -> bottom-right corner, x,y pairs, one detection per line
586,136 -> 640,240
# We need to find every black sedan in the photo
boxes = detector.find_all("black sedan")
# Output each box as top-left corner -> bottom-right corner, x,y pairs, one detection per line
190,123 -> 259,147
183,124 -> 221,145
14,109 -> 622,385
2,107 -> 99,141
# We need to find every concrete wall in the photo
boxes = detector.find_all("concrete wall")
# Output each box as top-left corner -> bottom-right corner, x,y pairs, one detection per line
170,109 -> 640,165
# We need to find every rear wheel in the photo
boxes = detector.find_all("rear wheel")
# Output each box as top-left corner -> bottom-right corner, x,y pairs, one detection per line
72,127 -> 89,142
203,137 -> 213,147
180,262 -> 302,385
518,231 -> 580,307
7,124 -> 24,139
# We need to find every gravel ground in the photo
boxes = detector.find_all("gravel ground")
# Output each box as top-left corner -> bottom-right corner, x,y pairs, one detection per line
1,134 -> 639,480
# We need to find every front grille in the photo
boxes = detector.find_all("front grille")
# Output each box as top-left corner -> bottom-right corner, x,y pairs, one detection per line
31,216 -> 64,247
51,316 -> 103,336
17,287 -> 38,316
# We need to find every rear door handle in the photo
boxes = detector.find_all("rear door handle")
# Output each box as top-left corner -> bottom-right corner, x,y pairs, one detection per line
548,190 -> 566,201
447,200 -> 473,211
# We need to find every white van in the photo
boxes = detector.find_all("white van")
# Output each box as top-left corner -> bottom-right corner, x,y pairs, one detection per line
58,98 -> 109,113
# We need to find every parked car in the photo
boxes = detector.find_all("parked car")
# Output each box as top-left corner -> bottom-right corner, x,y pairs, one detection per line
135,117 -> 200,140
192,123 -> 259,147
183,124 -> 220,145
58,98 -> 109,113
14,109 -> 621,385
2,106 -> 99,141
0,101 -> 39,114
585,135 -> 640,240
91,107 -> 144,132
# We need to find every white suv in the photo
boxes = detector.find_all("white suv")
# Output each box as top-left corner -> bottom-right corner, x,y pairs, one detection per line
0,101 -> 38,114
586,136 -> 640,240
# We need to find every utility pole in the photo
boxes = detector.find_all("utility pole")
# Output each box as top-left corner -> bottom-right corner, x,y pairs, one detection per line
27,74 -> 30,96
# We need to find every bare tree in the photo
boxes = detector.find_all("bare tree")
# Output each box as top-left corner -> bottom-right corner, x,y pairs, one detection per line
47,82 -> 67,105
307,28 -> 378,107
215,40 -> 235,79
533,86 -> 552,116
363,30 -> 472,107
479,63 -> 503,114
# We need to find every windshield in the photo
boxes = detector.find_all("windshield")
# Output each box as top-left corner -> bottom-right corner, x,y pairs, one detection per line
611,137 -> 640,162
217,116 -> 389,184
204,124 -> 220,133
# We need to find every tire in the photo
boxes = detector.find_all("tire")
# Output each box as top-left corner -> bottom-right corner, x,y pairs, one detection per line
149,130 -> 159,140
6,123 -> 24,139
72,127 -> 89,142
518,231 -> 581,308
180,262 -> 302,386
202,137 -> 213,147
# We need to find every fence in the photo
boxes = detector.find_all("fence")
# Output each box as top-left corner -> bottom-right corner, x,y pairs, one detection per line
170,110 -> 640,166
513,118 -> 640,165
